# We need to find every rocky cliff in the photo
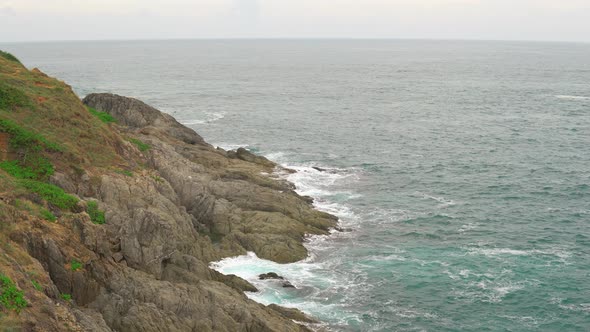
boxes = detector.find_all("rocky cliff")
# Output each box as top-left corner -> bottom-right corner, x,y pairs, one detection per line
0,51 -> 336,331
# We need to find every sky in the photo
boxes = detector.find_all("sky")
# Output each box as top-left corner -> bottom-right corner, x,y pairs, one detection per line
1,0 -> 589,42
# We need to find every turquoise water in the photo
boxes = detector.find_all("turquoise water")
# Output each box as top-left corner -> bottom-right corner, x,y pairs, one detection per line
4,40 -> 590,331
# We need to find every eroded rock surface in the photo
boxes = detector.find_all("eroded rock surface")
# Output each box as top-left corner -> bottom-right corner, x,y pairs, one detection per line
0,91 -> 337,331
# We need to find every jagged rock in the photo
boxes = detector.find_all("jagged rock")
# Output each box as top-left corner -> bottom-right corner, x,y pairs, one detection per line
268,304 -> 319,324
111,252 -> 124,263
259,272 -> 284,280
83,93 -> 207,146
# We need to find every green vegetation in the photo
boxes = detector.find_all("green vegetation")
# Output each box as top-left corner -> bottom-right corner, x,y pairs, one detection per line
39,208 -> 56,222
0,161 -> 36,179
0,50 -> 21,64
30,280 -> 42,292
0,118 -> 62,152
70,259 -> 83,272
0,274 -> 27,312
129,138 -> 150,152
60,293 -> 71,301
151,175 -> 164,183
86,201 -> 105,224
19,180 -> 78,210
87,106 -> 116,124
115,169 -> 133,177
0,157 -> 54,181
0,82 -> 30,110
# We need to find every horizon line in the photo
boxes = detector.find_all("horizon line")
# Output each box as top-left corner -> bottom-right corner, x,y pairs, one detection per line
1,37 -> 589,45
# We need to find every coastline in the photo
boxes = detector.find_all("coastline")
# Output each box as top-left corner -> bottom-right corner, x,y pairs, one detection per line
0,52 -> 338,331
210,153 -> 362,329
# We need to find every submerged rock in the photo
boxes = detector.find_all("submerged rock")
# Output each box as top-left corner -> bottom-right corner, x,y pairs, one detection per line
282,281 -> 296,288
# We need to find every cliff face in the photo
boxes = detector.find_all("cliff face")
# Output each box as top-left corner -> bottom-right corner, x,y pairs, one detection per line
0,52 -> 336,331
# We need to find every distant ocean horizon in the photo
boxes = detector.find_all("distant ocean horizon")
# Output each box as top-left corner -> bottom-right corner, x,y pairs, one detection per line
4,39 -> 590,331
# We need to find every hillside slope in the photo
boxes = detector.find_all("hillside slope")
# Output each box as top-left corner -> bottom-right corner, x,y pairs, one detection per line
0,51 -> 336,331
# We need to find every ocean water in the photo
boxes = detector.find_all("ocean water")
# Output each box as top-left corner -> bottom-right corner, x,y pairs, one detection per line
3,40 -> 590,331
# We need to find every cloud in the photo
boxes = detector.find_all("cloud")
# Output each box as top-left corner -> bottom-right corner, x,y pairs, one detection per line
1,0 -> 589,41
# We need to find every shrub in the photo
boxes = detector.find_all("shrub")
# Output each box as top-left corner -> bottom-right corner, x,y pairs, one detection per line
87,201 -> 105,224
0,50 -> 21,64
0,274 -> 27,312
86,106 -> 116,124
39,208 -> 56,222
0,82 -> 30,110
0,118 -> 63,152
19,179 -> 78,210
0,161 -> 36,179
60,293 -> 71,301
129,138 -> 150,152
70,259 -> 83,271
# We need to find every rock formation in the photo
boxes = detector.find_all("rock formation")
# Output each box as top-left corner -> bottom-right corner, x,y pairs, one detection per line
0,52 -> 337,331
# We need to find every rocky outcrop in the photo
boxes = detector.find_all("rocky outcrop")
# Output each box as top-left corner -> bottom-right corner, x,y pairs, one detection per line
56,92 -> 335,330
83,93 -> 207,146
0,85 -> 338,329
83,93 -> 337,264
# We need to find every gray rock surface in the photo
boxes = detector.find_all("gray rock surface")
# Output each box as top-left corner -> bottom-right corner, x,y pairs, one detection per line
1,92 -> 338,331
83,93 -> 207,145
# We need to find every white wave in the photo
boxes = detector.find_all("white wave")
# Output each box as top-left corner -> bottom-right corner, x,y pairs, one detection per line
555,95 -> 590,100
466,247 -> 571,260
210,151 -> 366,324
271,163 -> 362,228
264,151 -> 289,163
455,279 -> 535,303
416,192 -> 456,208
458,223 -> 477,233
210,252 -> 337,308
179,111 -> 226,125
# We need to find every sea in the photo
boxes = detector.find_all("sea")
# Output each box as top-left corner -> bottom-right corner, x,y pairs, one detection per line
3,39 -> 590,331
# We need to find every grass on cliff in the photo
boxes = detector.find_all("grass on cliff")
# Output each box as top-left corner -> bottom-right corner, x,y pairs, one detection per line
87,106 -> 116,124
70,259 -> 83,271
0,118 -> 62,153
0,119 -> 59,187
0,82 -> 31,110
19,180 -> 78,210
0,161 -> 77,211
87,201 -> 105,224
0,51 -> 126,168
0,51 -> 21,64
39,208 -> 56,222
0,274 -> 27,312
129,138 -> 150,152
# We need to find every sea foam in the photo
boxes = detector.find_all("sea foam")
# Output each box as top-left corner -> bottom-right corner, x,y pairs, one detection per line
209,149 -> 363,323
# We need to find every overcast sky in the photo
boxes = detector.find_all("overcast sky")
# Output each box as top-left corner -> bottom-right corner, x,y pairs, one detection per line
1,0 -> 589,42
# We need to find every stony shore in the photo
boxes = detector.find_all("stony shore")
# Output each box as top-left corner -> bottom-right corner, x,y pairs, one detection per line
0,53 -> 336,331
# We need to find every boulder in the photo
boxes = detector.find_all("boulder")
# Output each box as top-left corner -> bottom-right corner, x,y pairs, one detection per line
258,272 -> 284,280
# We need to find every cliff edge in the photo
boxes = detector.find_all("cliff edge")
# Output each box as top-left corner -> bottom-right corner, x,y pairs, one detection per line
0,51 -> 336,331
